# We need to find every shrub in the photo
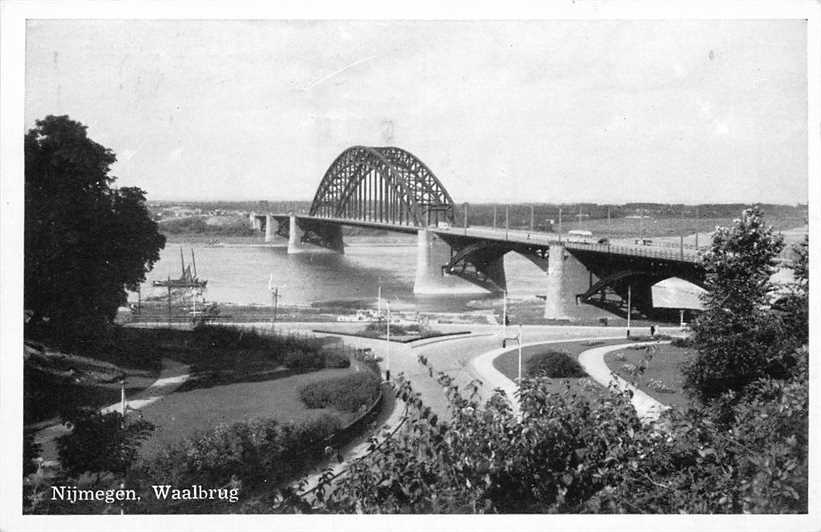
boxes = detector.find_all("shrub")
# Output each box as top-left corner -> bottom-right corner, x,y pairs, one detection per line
671,336 -> 693,348
137,413 -> 342,508
300,372 -> 381,412
283,349 -> 324,370
351,348 -> 381,376
280,350 -> 808,514
647,378 -> 673,393
192,325 -> 326,364
323,350 -> 351,369
57,409 -> 154,477
525,350 -> 586,378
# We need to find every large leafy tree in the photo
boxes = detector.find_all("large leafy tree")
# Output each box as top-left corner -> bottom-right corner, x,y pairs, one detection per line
25,115 -> 165,336
682,207 -> 790,402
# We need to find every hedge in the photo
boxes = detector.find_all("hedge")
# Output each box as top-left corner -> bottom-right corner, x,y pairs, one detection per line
300,372 -> 381,413
136,413 -> 342,510
526,350 -> 586,378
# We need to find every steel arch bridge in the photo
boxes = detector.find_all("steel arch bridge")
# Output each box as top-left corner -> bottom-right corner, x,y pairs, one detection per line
308,146 -> 455,227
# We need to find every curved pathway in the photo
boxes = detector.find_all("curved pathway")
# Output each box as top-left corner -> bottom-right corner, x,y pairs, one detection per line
282,325 -> 676,494
33,358 -> 190,465
469,336 -> 626,418
577,341 -> 671,422
294,392 -> 407,497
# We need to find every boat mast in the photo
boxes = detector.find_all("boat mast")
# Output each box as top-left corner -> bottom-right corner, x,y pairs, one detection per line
191,249 -> 198,278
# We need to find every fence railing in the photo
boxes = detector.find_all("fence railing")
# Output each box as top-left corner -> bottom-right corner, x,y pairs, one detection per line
563,241 -> 702,262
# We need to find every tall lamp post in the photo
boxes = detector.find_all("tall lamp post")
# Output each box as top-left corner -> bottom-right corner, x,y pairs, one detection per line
501,324 -> 524,421
517,324 -> 523,392
120,375 -> 127,420
626,283 -> 632,338
502,290 -> 508,337
385,301 -> 391,381
268,274 -> 279,332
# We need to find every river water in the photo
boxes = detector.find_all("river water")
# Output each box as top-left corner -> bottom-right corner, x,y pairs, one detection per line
134,234 -> 610,320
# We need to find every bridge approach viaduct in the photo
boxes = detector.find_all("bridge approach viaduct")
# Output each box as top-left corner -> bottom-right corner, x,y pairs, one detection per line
249,146 -> 706,319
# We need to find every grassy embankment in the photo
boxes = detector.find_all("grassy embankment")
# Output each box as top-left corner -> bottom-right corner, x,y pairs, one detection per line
26,323 -> 387,513
25,324 -> 365,435
120,325 -> 375,457
603,342 -> 696,410
492,336 -> 696,411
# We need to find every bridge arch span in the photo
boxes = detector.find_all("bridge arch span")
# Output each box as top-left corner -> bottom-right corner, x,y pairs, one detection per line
309,146 -> 455,227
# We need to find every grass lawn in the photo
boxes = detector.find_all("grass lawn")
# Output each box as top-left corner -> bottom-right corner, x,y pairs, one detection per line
603,343 -> 696,410
493,339 -> 629,400
137,366 -> 362,458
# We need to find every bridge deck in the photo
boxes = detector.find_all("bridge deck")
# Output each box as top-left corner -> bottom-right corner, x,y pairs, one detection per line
273,214 -> 702,264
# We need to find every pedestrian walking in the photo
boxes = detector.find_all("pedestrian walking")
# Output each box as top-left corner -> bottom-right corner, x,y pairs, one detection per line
650,324 -> 656,337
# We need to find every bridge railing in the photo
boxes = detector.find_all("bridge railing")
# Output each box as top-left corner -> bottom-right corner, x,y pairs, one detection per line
563,240 -> 702,262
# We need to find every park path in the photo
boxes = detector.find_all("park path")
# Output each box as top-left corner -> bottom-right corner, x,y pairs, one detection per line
294,387 -> 407,497
469,335 -> 625,418
283,325 -> 643,495
577,341 -> 671,421
33,358 -> 190,465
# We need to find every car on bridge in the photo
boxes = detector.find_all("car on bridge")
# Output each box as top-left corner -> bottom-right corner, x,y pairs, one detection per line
566,230 -> 594,243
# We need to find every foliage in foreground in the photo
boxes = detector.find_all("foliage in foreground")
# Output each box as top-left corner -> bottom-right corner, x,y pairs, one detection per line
525,350 -> 586,378
300,372 -> 382,412
276,349 -> 807,514
57,409 -> 155,479
131,414 -> 342,512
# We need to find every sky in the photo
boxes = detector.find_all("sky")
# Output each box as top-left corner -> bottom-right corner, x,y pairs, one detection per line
25,19 -> 808,204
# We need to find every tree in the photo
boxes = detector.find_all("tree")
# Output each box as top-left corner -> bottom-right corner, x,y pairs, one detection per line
682,207 -> 790,402
776,235 -> 809,349
56,408 -> 154,478
25,115 -> 165,337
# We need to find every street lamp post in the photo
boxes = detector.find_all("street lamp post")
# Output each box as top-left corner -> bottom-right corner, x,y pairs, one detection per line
626,283 -> 632,338
120,376 -> 126,418
385,301 -> 391,381
268,274 -> 279,332
517,324 -> 523,391
501,324 -> 524,421
502,290 -> 508,337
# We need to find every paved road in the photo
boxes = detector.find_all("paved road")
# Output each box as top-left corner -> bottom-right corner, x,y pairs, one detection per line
277,323 -> 677,420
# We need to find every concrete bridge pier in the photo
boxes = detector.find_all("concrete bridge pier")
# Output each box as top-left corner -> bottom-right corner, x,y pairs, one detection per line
413,229 -> 440,294
544,243 -> 569,319
287,215 -> 306,254
249,211 -> 263,230
264,214 -> 275,242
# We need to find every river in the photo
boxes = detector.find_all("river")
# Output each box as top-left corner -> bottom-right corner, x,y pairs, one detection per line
134,234 -> 611,321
